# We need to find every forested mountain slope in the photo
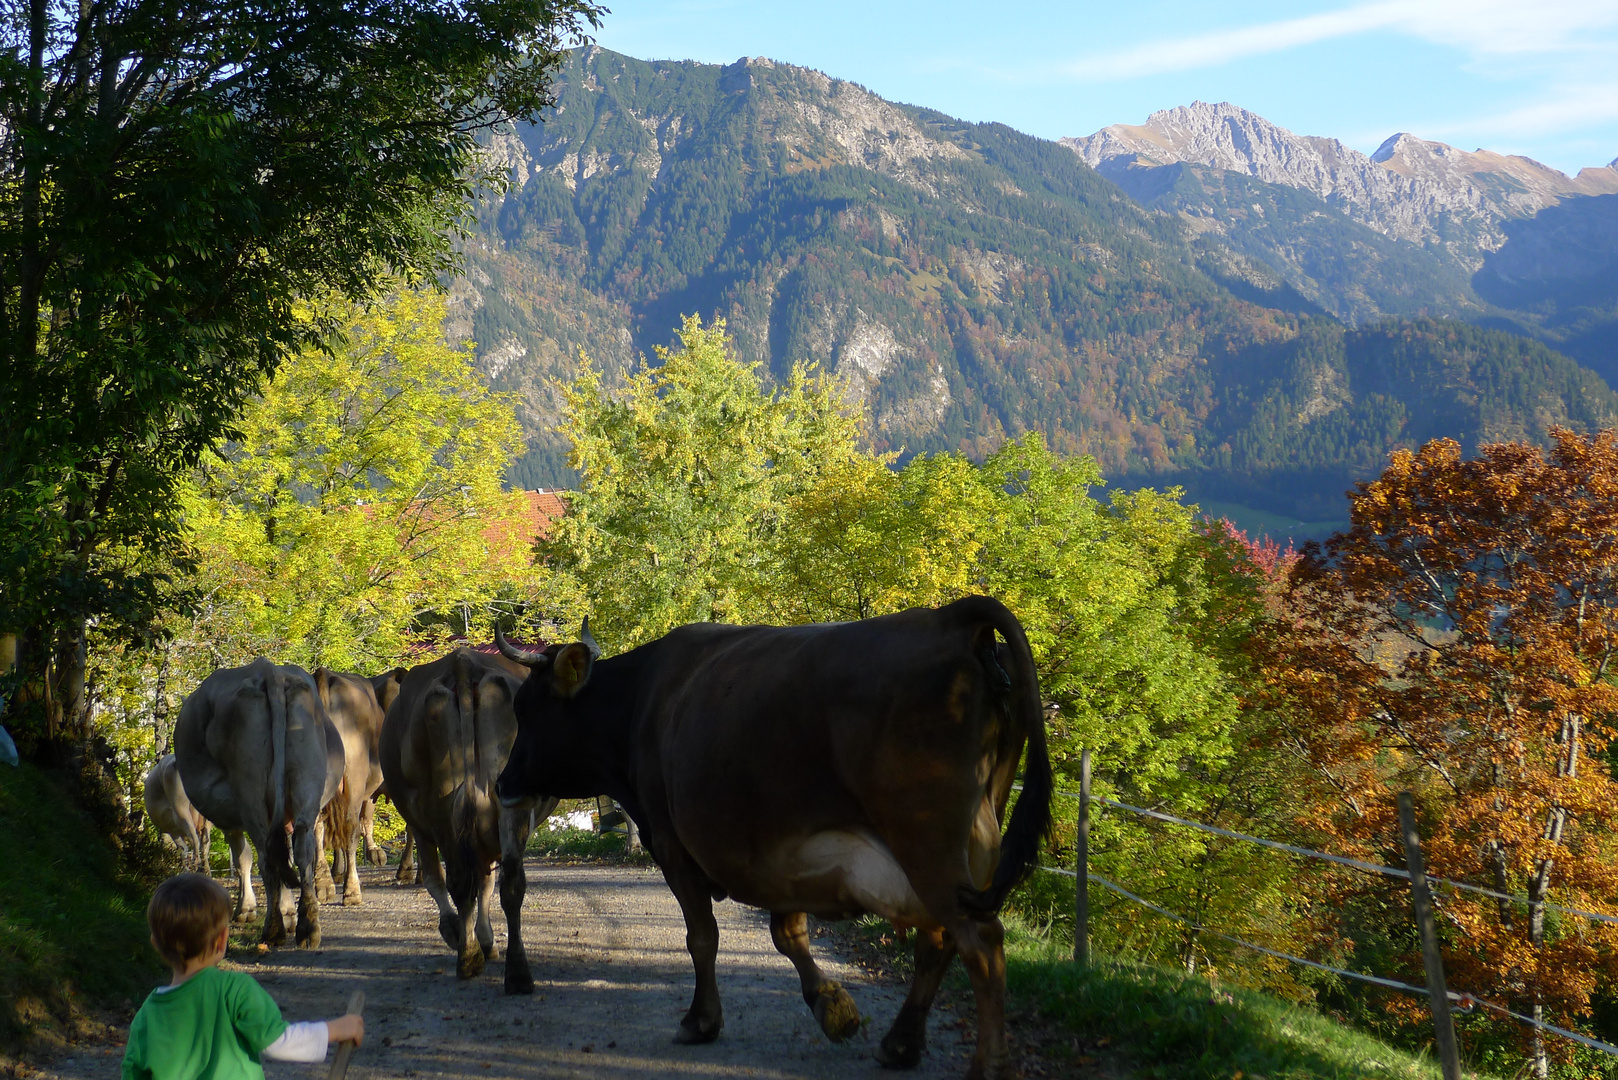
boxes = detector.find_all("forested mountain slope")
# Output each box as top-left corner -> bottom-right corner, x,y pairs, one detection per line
463,48 -> 1618,520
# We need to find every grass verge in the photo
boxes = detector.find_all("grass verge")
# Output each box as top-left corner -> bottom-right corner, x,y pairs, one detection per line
0,763 -> 167,1050
831,913 -> 1477,1079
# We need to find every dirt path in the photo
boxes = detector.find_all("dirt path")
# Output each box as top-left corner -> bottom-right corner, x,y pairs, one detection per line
38,861 -> 979,1080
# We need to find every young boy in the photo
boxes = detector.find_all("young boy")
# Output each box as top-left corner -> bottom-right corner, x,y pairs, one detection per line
122,873 -> 364,1080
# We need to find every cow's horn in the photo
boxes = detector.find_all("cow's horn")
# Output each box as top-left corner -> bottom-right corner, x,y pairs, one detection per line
580,616 -> 602,660
494,624 -> 549,667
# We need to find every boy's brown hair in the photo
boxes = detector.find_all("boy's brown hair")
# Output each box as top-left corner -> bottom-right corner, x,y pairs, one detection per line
148,873 -> 231,967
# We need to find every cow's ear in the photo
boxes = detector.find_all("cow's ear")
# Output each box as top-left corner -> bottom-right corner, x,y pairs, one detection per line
551,643 -> 594,699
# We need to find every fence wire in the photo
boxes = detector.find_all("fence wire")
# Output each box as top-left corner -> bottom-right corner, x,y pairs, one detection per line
1048,787 -> 1618,928
1036,788 -> 1618,1060
1039,865 -> 1618,1059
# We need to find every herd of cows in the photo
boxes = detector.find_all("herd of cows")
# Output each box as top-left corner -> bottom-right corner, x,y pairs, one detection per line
139,596 -> 1054,1080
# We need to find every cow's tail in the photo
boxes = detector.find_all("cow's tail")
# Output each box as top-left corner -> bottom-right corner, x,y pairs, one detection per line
956,595 -> 1053,920
265,665 -> 297,887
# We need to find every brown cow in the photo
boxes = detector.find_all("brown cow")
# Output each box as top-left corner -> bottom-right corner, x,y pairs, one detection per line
493,598 -> 1051,1080
380,649 -> 553,991
176,659 -> 345,948
366,668 -> 421,883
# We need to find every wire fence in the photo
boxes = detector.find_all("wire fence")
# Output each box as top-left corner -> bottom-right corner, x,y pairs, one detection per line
1036,773 -> 1618,1069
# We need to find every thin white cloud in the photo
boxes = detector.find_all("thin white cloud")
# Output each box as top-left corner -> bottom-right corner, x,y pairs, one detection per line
1439,84 -> 1618,139
1061,0 -> 1618,81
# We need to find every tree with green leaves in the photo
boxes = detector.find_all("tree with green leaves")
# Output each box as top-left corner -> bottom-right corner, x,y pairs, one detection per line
541,314 -> 862,651
183,290 -> 530,672
0,0 -> 604,749
89,290 -> 532,785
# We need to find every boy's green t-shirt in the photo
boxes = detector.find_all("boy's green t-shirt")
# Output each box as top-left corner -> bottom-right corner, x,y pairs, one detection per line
121,966 -> 289,1080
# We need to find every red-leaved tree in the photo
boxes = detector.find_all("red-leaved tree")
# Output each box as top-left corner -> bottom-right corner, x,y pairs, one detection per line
1266,430 -> 1618,1075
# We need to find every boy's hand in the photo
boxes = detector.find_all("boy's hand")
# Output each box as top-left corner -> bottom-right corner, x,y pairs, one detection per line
326,1014 -> 364,1048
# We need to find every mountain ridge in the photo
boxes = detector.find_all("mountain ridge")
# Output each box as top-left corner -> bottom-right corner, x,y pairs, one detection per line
1064,101 -> 1618,255
460,48 -> 1618,522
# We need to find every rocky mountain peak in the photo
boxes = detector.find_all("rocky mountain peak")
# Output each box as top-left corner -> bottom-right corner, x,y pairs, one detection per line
1066,104 -> 1618,251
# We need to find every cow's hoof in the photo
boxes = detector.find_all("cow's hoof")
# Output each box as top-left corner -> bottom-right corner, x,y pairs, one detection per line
457,950 -> 485,979
876,1031 -> 924,1070
437,914 -> 461,951
813,982 -> 861,1042
504,967 -> 534,995
341,890 -> 362,907
675,1014 -> 722,1044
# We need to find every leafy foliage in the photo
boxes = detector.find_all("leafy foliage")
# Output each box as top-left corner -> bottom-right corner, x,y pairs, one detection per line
1264,430 -> 1618,1068
546,318 -> 1320,989
0,0 -> 603,744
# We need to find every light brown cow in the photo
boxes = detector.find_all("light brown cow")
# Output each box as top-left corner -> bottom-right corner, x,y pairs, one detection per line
176,659 -> 345,948
312,668 -> 392,905
143,753 -> 212,871
380,648 -> 553,991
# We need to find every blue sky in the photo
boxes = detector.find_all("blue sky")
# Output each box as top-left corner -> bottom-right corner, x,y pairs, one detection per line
592,0 -> 1618,176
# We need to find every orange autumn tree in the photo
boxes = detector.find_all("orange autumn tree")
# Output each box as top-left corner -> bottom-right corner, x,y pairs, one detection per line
1270,430 -> 1618,1075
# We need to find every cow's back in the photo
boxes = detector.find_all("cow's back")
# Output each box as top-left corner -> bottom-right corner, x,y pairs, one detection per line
629,610 -> 1014,903
177,659 -> 344,838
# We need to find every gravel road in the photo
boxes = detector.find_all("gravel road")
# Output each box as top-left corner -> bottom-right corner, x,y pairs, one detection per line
37,860 -> 979,1080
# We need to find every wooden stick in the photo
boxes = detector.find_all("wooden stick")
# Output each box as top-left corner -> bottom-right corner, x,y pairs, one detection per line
326,990 -> 365,1080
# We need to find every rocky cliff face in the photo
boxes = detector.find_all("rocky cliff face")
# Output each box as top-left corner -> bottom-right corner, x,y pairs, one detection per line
1063,102 -> 1618,255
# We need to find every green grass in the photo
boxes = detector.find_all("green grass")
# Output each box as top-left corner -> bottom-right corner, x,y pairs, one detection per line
1000,918 -> 1461,1080
835,912 -> 1486,1079
526,824 -> 654,864
0,763 -> 167,1048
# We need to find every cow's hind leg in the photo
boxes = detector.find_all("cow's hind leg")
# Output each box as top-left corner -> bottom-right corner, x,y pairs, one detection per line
361,798 -> 386,865
475,868 -> 497,962
336,801 -> 363,907
292,821 -> 323,949
229,831 -> 257,923
770,912 -> 860,1041
877,926 -> 958,1069
949,915 -> 1009,1080
416,836 -> 460,953
256,834 -> 290,947
313,816 -> 338,903
449,860 -> 487,979
663,850 -> 724,1044
396,827 -> 420,885
499,804 -> 541,995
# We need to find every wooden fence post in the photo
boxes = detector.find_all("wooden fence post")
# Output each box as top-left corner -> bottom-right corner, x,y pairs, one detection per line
1075,748 -> 1090,965
1399,791 -> 1462,1080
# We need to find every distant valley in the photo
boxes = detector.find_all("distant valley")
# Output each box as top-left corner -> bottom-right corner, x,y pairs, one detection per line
460,47 -> 1618,534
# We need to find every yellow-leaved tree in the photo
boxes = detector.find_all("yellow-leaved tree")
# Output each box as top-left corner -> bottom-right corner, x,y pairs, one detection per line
177,289 -> 530,674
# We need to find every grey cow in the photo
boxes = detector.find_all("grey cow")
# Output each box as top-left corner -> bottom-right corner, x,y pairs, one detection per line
176,659 -> 344,948
143,754 -> 212,870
